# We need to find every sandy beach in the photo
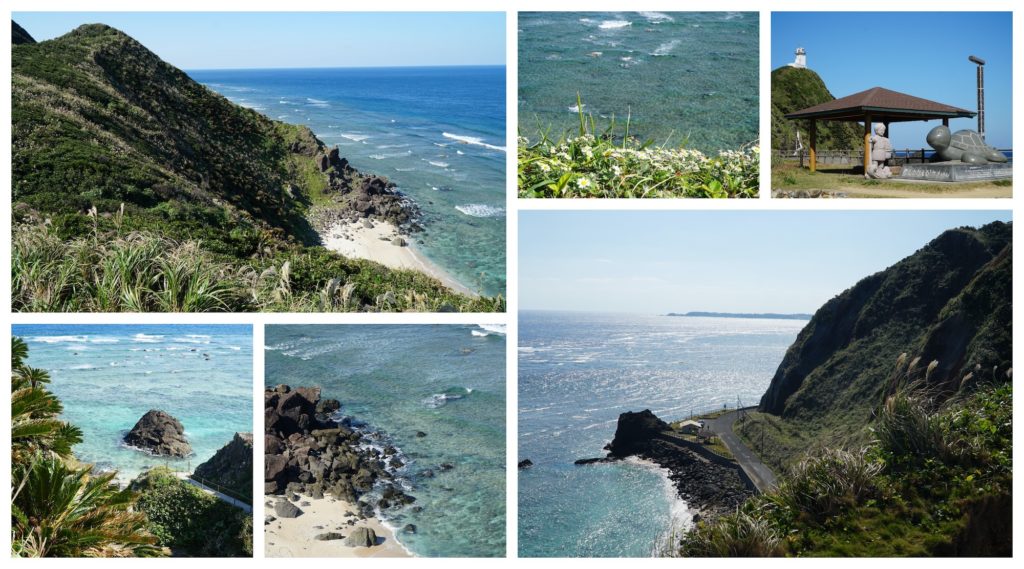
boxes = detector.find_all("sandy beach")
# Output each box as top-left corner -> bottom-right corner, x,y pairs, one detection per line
265,494 -> 411,558
322,218 -> 476,296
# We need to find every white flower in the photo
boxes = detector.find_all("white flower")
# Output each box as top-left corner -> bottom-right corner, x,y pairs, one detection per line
576,177 -> 593,189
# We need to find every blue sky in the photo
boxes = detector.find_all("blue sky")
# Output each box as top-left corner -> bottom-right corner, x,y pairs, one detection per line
772,12 -> 1012,149
13,12 -> 506,69
519,211 -> 1011,314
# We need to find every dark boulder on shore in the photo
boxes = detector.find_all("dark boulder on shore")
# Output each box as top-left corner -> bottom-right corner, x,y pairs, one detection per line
123,409 -> 192,457
606,409 -> 669,457
518,459 -> 533,469
264,384 -> 415,512
344,527 -> 378,547
601,409 -> 754,519
274,500 -> 302,518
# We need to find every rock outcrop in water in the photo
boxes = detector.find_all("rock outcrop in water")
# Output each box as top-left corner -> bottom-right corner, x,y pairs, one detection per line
264,384 -> 415,519
578,409 -> 754,519
124,409 -> 192,457
193,432 -> 253,502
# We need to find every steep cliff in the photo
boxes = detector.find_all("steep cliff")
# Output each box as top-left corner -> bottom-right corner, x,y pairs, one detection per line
758,221 -> 1011,433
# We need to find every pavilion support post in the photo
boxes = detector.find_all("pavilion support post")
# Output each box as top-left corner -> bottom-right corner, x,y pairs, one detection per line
863,115 -> 872,175
942,118 -> 949,127
808,120 -> 817,172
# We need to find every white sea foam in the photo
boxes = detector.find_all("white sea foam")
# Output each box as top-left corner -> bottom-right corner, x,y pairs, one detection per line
133,333 -> 163,343
369,151 -> 412,160
68,364 -> 96,370
651,40 -> 681,56
456,204 -> 505,218
306,97 -> 330,107
472,324 -> 507,337
599,20 -> 631,30
89,337 -> 120,344
442,132 -> 507,152
340,133 -> 371,142
31,335 -> 87,344
427,161 -> 449,168
638,11 -> 674,23
568,103 -> 586,112
172,336 -> 210,344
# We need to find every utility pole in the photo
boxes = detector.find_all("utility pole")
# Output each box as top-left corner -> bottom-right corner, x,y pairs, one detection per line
760,422 -> 765,456
969,55 -> 986,140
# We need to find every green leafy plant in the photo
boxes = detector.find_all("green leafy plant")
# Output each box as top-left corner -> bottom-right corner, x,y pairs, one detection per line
519,96 -> 759,198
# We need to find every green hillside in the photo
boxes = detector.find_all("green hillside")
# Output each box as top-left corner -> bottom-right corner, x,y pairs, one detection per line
771,66 -> 861,155
750,221 -> 1011,467
10,22 -> 502,312
680,222 -> 1012,556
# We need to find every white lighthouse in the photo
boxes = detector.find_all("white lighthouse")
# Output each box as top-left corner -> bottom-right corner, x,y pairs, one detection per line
789,47 -> 807,69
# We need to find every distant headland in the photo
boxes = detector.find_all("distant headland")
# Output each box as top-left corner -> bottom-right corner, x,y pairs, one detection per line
666,311 -> 812,320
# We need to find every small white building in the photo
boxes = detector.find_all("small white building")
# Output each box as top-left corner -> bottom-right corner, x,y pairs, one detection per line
677,420 -> 702,435
789,47 -> 807,69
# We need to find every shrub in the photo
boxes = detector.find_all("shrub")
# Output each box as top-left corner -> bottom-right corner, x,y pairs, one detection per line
130,467 -> 252,557
680,508 -> 784,557
518,96 -> 758,198
771,447 -> 882,521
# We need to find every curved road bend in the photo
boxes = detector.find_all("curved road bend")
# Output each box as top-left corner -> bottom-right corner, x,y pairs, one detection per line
705,408 -> 777,493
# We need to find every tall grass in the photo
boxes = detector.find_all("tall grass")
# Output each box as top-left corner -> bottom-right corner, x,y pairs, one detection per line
518,94 -> 759,198
677,353 -> 1012,557
12,220 -> 503,313
770,447 -> 882,521
679,507 -> 784,557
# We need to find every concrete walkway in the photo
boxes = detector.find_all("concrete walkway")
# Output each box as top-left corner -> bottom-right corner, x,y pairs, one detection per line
175,472 -> 252,513
705,408 -> 778,493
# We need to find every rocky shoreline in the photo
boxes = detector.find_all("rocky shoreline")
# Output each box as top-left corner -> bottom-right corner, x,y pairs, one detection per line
290,127 -> 423,242
574,410 -> 754,523
265,384 -> 431,553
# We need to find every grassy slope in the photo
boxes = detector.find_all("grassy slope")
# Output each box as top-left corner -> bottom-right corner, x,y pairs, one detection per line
682,224 -> 1013,556
684,384 -> 1011,557
11,23 -> 501,311
771,66 -> 862,156
745,222 -> 1011,472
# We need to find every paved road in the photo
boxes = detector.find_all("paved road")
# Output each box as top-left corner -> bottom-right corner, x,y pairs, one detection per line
705,408 -> 777,493
175,472 -> 252,513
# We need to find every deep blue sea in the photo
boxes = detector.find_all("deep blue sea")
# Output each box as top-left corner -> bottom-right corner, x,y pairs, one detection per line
518,12 -> 759,152
189,66 -> 507,297
13,325 -> 253,484
518,311 -> 805,557
265,324 -> 506,557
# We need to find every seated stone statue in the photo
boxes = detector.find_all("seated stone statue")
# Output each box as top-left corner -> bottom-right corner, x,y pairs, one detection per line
866,123 -> 893,179
926,125 -> 1008,164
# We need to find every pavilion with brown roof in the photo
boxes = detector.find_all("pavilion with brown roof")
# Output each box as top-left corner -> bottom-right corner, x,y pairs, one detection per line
785,87 -> 976,173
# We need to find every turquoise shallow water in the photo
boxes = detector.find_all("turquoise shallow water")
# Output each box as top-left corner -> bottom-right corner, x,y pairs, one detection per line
190,67 -> 506,297
519,12 -> 759,152
265,324 -> 506,557
519,311 -> 804,557
14,324 -> 253,484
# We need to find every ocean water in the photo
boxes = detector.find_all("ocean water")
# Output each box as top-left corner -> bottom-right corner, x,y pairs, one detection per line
518,12 -> 759,152
189,66 -> 506,297
265,324 -> 506,557
518,311 -> 805,557
13,324 -> 253,484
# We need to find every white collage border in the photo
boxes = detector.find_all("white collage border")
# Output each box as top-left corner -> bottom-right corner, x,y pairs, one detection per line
2,0 -> 1021,565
